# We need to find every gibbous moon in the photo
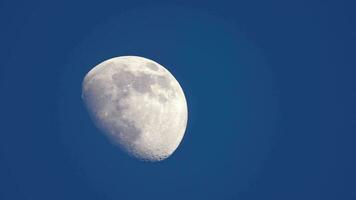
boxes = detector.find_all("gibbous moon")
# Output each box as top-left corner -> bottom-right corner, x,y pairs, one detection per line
82,56 -> 188,161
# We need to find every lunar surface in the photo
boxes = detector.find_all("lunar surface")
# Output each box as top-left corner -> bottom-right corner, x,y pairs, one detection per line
82,56 -> 188,161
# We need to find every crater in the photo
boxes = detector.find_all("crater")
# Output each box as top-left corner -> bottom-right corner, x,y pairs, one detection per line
156,75 -> 171,89
146,62 -> 159,71
158,94 -> 168,103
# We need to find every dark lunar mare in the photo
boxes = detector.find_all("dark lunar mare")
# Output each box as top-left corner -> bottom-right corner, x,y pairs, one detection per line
111,68 -> 173,101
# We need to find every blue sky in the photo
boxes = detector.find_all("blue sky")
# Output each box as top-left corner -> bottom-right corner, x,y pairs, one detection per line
0,1 -> 355,200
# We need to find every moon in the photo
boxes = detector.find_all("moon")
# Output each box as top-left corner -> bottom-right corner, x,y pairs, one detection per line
81,56 -> 188,161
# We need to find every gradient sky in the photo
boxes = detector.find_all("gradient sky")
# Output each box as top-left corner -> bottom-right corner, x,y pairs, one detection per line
0,1 -> 355,200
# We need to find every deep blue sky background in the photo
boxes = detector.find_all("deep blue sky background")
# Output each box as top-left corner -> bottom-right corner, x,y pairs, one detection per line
1,0 -> 355,200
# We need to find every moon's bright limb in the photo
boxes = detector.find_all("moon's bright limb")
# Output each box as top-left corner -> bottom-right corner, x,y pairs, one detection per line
82,56 -> 188,161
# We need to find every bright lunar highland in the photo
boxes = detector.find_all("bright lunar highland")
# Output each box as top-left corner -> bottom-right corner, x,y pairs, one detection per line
82,56 -> 188,161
